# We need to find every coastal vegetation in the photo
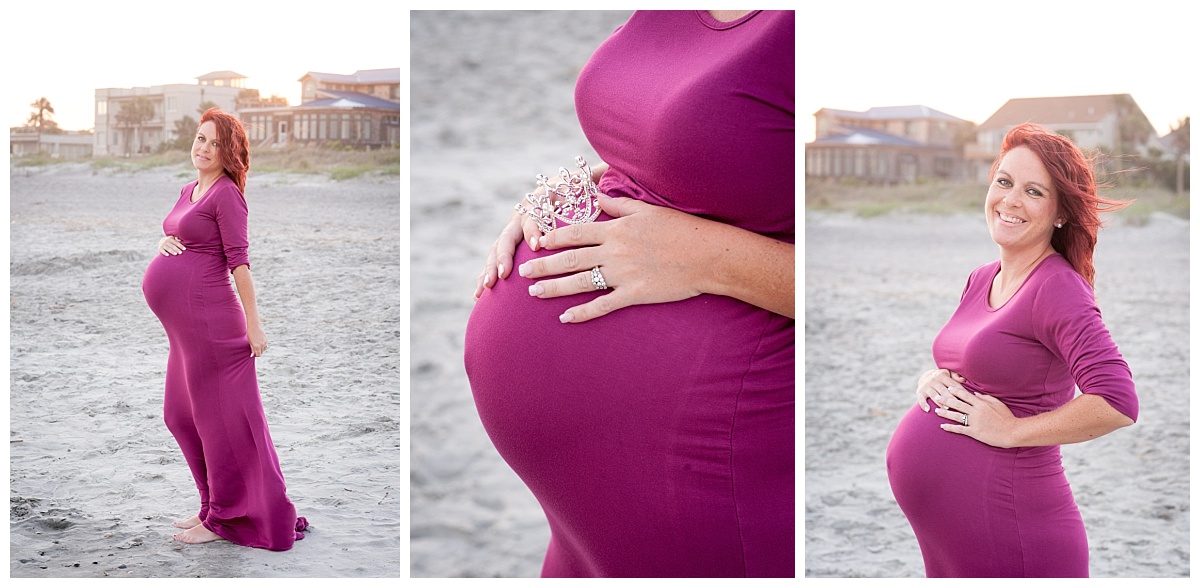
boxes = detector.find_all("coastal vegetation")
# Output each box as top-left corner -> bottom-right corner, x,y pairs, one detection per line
12,143 -> 400,181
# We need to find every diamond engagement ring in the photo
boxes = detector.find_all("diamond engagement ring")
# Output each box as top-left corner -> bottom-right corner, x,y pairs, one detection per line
591,266 -> 608,290
519,156 -> 602,235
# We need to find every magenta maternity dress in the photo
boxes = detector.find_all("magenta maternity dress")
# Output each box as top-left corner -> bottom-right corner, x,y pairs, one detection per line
465,11 -> 795,578
886,254 -> 1138,577
142,175 -> 305,551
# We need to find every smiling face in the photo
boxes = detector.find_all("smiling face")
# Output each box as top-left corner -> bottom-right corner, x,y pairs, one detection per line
191,120 -> 223,175
985,145 -> 1062,255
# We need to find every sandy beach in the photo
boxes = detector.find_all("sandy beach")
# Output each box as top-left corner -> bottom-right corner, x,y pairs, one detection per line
409,10 -> 634,578
9,163 -> 402,577
804,209 -> 1190,577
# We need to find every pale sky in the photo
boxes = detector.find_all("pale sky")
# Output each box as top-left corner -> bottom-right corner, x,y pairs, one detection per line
798,1 -> 1194,141
8,3 -> 1192,137
5,1 -> 404,131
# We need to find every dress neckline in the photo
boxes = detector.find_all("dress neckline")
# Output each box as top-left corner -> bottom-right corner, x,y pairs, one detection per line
695,10 -> 761,30
985,253 -> 1060,311
189,176 -> 222,205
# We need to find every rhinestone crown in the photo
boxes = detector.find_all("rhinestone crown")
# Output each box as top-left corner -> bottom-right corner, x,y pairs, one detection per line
517,156 -> 601,235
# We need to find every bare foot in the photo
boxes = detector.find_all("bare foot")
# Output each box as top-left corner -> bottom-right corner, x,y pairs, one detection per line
172,515 -> 201,529
173,523 -> 223,545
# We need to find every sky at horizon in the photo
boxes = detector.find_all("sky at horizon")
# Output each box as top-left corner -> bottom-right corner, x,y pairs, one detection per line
5,2 -> 404,132
797,1 -> 1195,142
4,4 -> 1195,140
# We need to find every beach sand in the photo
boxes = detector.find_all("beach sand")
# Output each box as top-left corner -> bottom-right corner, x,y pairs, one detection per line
409,10 -> 633,578
804,209 -> 1190,577
9,163 -> 402,577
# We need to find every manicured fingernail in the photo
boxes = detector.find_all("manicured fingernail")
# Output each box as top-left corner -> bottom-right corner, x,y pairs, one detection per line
518,263 -> 531,277
559,312 -> 573,323
538,236 -> 548,247
529,237 -> 538,250
528,284 -> 543,296
497,263 -> 504,277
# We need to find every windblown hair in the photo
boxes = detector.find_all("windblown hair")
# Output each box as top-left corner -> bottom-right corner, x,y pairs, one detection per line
199,108 -> 251,194
989,123 -> 1130,287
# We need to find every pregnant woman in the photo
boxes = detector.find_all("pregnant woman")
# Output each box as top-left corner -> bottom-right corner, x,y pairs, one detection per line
886,123 -> 1138,577
466,11 -> 795,578
143,108 -> 306,550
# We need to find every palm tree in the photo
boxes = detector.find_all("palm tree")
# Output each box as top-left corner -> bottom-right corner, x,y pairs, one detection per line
115,97 -> 156,155
170,115 -> 198,151
197,100 -> 219,116
27,97 -> 55,153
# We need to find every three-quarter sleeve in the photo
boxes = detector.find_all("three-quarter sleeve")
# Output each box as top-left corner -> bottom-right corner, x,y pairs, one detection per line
1031,271 -> 1138,422
211,183 -> 251,272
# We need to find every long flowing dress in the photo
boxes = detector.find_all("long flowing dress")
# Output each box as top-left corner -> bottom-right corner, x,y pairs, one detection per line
142,175 -> 305,551
464,10 -> 795,578
886,254 -> 1138,577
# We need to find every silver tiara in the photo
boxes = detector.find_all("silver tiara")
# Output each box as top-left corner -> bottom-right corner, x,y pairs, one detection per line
515,156 -> 602,235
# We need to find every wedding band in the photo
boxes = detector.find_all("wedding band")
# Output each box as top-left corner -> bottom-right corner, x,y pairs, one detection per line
591,266 -> 608,290
515,203 -> 529,215
961,414 -> 969,426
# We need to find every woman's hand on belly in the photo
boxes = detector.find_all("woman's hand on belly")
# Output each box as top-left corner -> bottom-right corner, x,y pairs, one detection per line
473,209 -> 540,301
934,386 -> 1019,448
521,194 -> 795,323
915,368 -> 967,412
473,162 -> 611,302
937,386 -> 1134,448
157,235 -> 186,256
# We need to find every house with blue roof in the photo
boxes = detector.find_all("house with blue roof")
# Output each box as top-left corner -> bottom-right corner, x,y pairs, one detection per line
240,68 -> 400,149
806,105 -> 974,183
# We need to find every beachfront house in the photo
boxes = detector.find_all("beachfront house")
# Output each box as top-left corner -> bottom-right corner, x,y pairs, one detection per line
94,71 -> 246,157
238,68 -> 401,149
10,128 -> 94,158
965,94 -> 1158,182
806,105 -> 975,183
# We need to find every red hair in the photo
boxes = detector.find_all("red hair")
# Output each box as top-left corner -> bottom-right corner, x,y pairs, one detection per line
199,108 -> 250,194
989,123 -> 1130,287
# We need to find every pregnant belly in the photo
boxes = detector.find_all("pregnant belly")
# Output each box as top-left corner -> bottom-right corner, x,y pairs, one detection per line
885,404 -> 1085,575
143,252 -> 238,324
886,405 -> 1009,504
464,241 -> 793,491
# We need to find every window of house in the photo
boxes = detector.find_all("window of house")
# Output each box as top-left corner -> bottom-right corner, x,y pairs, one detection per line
166,97 -> 177,113
97,100 -> 107,115
935,157 -> 953,177
318,114 -> 327,139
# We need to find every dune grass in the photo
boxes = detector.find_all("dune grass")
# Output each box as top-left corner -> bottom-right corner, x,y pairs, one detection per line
12,144 -> 400,181
806,178 -> 1189,223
